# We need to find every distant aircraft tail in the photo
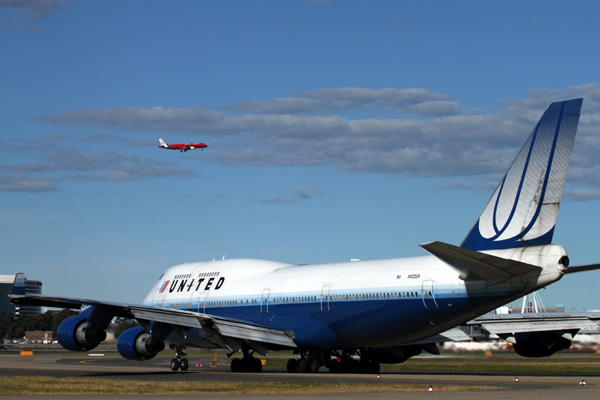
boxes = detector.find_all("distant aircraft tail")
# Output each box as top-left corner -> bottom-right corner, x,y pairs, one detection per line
461,98 -> 583,251
158,137 -> 168,148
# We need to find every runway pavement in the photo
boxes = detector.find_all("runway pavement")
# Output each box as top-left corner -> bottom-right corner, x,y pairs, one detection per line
1,352 -> 600,399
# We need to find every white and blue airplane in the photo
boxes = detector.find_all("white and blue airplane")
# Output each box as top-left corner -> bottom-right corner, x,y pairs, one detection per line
10,98 -> 600,373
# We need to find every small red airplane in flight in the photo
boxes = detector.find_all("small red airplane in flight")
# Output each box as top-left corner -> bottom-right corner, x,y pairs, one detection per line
158,138 -> 207,152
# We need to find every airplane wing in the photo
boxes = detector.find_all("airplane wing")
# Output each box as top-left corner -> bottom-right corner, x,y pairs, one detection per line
9,275 -> 297,352
468,312 -> 600,336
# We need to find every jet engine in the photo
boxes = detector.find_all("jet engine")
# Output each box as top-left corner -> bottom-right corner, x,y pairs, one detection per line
117,326 -> 165,360
366,344 -> 428,364
512,331 -> 573,358
57,313 -> 107,351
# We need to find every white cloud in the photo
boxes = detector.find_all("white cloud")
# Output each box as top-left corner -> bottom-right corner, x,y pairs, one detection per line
563,188 -> 600,202
0,174 -> 56,193
256,186 -> 323,204
224,87 -> 452,115
0,0 -> 66,21
406,101 -> 462,117
0,140 -> 198,192
35,83 -> 600,194
436,180 -> 498,192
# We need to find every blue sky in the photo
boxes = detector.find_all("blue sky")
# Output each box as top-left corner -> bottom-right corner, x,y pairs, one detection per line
2,0 -> 600,311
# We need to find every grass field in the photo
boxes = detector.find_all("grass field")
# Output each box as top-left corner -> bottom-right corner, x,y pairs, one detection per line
0,376 -> 499,395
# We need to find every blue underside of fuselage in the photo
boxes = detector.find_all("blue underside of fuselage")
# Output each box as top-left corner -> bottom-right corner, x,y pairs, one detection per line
168,294 -> 505,349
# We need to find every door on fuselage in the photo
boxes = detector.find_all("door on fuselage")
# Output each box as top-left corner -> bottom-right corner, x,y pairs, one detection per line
155,283 -> 168,308
261,288 -> 270,314
422,280 -> 438,309
197,292 -> 208,313
321,285 -> 331,311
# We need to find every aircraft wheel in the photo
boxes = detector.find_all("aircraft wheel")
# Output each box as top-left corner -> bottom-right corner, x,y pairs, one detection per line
371,361 -> 381,374
240,357 -> 252,372
339,359 -> 353,373
170,358 -> 180,371
369,361 -> 380,374
253,358 -> 262,373
296,359 -> 309,373
287,358 -> 298,373
329,359 -> 340,373
231,358 -> 242,372
308,359 -> 320,373
180,358 -> 189,371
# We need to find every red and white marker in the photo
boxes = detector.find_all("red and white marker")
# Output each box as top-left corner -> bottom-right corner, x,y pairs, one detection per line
514,377 -> 519,382
428,385 -> 434,392
580,380 -> 586,386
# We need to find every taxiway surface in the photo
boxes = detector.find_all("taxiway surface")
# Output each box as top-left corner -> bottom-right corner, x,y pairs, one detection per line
1,352 -> 600,399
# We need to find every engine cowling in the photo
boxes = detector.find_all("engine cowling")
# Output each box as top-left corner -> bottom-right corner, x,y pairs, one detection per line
369,345 -> 423,364
512,331 -> 573,357
117,326 -> 165,360
57,313 -> 107,351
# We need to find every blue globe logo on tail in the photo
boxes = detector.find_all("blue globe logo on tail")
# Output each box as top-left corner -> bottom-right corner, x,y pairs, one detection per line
461,98 -> 583,251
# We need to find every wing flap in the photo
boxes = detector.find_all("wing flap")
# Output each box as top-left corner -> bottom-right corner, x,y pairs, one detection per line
469,314 -> 598,334
10,293 -> 296,348
420,241 -> 540,281
128,306 -> 204,329
403,327 -> 470,345
210,318 -> 296,348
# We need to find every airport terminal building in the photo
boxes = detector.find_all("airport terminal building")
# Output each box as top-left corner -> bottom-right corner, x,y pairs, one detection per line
0,274 -> 42,316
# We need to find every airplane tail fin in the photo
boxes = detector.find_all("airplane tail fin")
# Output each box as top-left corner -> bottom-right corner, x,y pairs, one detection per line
158,137 -> 168,148
461,98 -> 583,251
10,273 -> 26,296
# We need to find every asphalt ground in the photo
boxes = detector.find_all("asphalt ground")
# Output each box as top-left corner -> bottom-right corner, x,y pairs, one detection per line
1,347 -> 600,399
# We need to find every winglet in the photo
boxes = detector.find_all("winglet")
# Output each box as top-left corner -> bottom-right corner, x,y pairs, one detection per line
10,273 -> 26,296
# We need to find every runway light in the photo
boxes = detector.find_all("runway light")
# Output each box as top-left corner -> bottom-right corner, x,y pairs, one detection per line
428,385 -> 434,392
514,377 -> 519,382
580,380 -> 586,386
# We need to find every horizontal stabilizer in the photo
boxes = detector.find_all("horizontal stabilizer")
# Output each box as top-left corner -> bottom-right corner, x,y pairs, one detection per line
564,263 -> 600,274
420,241 -> 540,281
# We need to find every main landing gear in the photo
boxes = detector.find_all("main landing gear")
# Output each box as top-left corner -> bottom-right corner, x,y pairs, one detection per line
328,350 -> 380,374
286,349 -> 322,373
170,346 -> 189,372
229,346 -> 263,373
